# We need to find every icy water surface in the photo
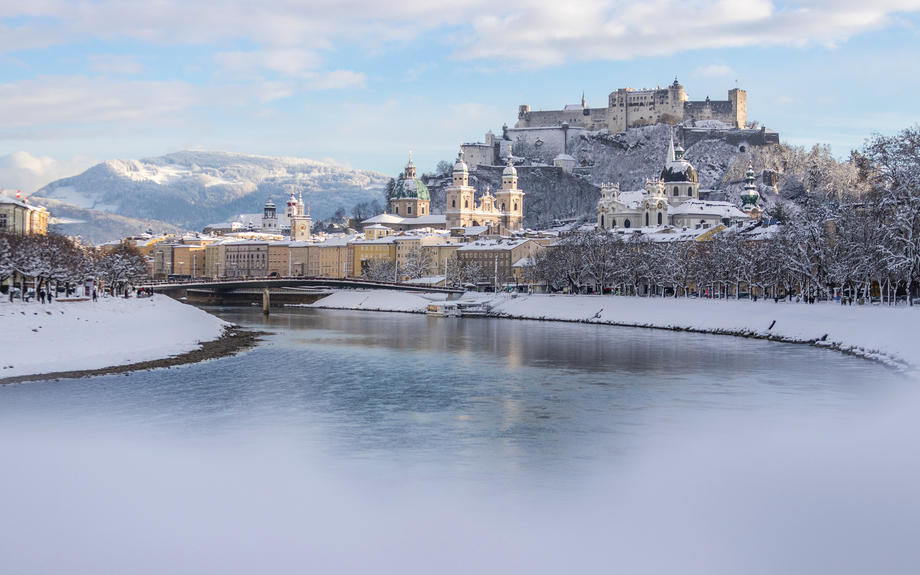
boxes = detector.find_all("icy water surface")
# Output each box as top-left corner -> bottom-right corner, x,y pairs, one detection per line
1,307 -> 918,575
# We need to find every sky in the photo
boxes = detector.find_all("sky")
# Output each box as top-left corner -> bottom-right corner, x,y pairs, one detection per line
1,0 -> 920,192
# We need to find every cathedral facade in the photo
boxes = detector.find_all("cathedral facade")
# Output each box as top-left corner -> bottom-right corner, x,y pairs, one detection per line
445,150 -> 524,230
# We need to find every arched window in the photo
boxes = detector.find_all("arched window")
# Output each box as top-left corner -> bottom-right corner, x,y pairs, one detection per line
464,200 -> 469,208
688,187 -> 693,197
513,203 -> 518,211
657,212 -> 662,225
452,200 -> 456,208
624,219 -> 631,228
422,206 -> 425,214
600,215 -> 605,228
673,187 -> 679,196
645,213 -> 649,226
395,206 -> 399,214
501,203 -> 506,211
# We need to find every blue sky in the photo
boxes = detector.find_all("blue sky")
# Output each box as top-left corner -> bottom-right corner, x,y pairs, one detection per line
1,0 -> 919,191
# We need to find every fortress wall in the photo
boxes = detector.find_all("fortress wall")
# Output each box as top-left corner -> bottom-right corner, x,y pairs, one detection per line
461,143 -> 496,168
506,126 -> 585,165
677,127 -> 776,149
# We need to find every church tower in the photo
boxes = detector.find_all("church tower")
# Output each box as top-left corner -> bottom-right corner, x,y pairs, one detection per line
740,162 -> 762,220
289,191 -> 312,241
261,196 -> 278,230
660,132 -> 699,207
495,149 -> 524,230
445,149 -> 476,228
390,152 -> 431,219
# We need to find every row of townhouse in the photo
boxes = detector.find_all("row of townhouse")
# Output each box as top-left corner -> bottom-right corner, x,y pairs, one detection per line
115,226 -> 550,285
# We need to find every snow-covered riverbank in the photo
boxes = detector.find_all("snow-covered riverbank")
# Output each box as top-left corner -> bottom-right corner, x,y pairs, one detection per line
310,290 -> 920,374
0,295 -> 228,380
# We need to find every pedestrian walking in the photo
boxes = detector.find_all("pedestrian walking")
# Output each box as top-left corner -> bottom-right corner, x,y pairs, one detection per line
39,289 -> 46,304
92,288 -> 98,302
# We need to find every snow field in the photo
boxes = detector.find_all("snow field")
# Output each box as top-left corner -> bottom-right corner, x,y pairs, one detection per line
311,290 -> 920,374
0,295 -> 228,379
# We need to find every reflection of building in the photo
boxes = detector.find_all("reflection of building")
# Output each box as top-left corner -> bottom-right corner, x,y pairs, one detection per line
445,150 -> 524,230
598,133 -> 749,230
0,195 -> 49,235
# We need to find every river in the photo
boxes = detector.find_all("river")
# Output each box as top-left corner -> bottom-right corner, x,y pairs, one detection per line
1,307 -> 918,574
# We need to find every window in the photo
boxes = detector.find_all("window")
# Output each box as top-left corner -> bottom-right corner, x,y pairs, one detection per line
600,215 -> 604,228
673,186 -> 679,196
688,187 -> 693,197
657,213 -> 662,225
645,213 -> 649,226
513,203 -> 518,211
464,200 -> 469,208
624,219 -> 631,228
501,203 -> 506,211
395,206 -> 399,214
0,214 -> 6,229
408,206 -> 412,215
452,200 -> 456,208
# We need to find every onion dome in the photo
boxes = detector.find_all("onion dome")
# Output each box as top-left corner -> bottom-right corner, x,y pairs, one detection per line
740,162 -> 760,210
454,149 -> 468,173
503,150 -> 517,177
392,152 -> 430,200
661,134 -> 698,183
287,191 -> 298,208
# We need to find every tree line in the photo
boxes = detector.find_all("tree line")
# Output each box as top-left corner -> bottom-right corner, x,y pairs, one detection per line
524,127 -> 920,303
1,232 -> 148,298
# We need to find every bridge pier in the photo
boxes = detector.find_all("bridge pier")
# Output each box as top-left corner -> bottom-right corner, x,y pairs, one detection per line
263,289 -> 270,315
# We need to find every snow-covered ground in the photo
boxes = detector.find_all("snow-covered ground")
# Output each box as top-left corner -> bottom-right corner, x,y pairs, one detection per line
0,295 -> 228,379
310,290 -> 920,374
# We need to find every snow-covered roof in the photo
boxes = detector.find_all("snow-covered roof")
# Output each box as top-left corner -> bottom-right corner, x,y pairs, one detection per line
669,199 -> 749,220
408,214 -> 446,225
458,238 -> 531,251
554,154 -> 576,161
404,275 -> 446,285
362,213 -> 405,225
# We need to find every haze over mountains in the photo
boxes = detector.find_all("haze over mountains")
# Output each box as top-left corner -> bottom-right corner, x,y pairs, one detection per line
32,150 -> 390,235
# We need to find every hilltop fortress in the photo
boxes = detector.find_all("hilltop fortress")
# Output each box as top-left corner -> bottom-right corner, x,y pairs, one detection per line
516,78 -> 746,132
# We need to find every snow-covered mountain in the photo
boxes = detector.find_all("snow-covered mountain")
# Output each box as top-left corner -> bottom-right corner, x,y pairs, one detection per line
33,151 -> 390,231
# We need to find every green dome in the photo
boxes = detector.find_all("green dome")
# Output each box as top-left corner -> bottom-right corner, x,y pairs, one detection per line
392,176 -> 430,200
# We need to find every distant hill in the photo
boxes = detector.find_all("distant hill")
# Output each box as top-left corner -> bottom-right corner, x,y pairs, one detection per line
0,190 -> 191,244
32,150 -> 390,232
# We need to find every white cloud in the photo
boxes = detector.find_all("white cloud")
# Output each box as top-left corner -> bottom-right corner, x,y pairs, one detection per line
694,64 -> 736,78
303,70 -> 367,91
87,54 -> 144,75
0,151 -> 98,194
1,1 -> 918,69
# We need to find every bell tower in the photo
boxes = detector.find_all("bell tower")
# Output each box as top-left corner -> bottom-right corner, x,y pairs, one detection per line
495,148 -> 524,230
445,149 -> 476,228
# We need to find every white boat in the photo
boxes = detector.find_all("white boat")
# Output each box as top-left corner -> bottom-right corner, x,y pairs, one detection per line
427,302 -> 460,317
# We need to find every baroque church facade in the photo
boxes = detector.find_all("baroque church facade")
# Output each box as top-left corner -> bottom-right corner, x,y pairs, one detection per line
445,149 -> 524,230
598,133 -> 753,230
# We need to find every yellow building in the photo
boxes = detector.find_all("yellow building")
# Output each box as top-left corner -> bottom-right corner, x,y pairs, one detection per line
350,235 -> 396,278
172,245 -> 206,278
0,195 -> 50,235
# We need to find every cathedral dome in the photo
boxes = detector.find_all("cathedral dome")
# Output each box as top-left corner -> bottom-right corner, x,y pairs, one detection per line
660,159 -> 698,183
392,174 -> 430,200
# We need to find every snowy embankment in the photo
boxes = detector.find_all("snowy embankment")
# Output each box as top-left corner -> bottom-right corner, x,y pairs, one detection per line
308,290 -> 443,313
0,295 -> 228,379
311,290 -> 920,374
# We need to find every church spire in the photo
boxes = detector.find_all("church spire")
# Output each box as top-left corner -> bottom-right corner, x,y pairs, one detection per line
667,130 -> 676,163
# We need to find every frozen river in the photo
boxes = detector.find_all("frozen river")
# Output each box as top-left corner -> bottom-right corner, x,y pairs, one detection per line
1,307 -> 918,574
